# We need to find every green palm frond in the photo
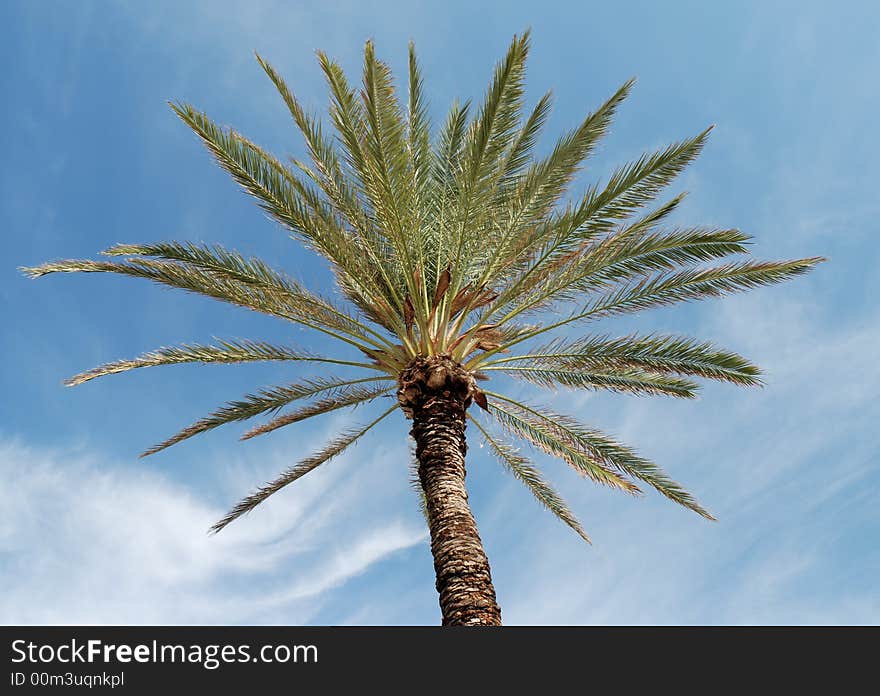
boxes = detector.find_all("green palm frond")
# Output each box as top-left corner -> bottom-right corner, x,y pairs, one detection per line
318,44 -> 421,307
447,31 -> 531,292
494,192 -> 689,308
315,50 -> 421,330
255,52 -> 356,220
361,40 -> 416,259
485,392 -> 714,519
431,98 -> 471,207
65,339 -> 381,387
422,98 -> 471,318
169,102 -> 401,320
486,396 -> 641,494
257,53 -> 410,335
170,103 -> 335,248
23,256 -> 286,314
470,415 -> 590,543
142,376 -> 391,457
211,404 -> 397,533
104,240 -> 393,348
240,383 -> 393,440
476,79 -> 635,289
583,226 -> 754,283
316,50 -> 373,197
487,365 -> 700,397
497,90 -> 553,187
561,126 -> 713,249
461,32 -> 530,200
476,256 -> 823,362
20,252 -> 383,354
477,127 -> 711,323
407,41 -> 433,245
577,256 -> 822,321
491,226 -> 754,323
479,333 -> 761,386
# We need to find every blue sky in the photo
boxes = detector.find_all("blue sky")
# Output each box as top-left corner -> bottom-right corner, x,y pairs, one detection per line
2,0 -> 877,625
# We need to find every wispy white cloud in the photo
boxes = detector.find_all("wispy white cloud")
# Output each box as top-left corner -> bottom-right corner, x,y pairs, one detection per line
0,435 -> 426,625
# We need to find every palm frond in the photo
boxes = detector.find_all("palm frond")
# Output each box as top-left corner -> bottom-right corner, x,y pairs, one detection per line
169,103 -> 329,245
65,338 -> 381,387
477,126 -> 712,330
497,91 -> 553,186
407,41 -> 433,252
426,98 -> 471,284
22,256 -> 286,316
21,253 -> 382,354
474,78 -> 636,289
579,257 -> 823,322
318,45 -> 417,302
315,50 -> 422,330
494,225 -> 753,324
448,31 -> 531,291
461,31 -> 531,199
169,102 -> 398,318
480,256 -> 824,360
470,414 -> 590,542
141,376 -> 390,457
486,396 -> 641,494
255,52 -> 406,327
211,404 -> 396,533
316,50 -> 373,196
479,333 -> 761,386
358,41 -> 422,302
486,392 -> 714,519
560,126 -> 714,248
487,365 -> 700,397
240,383 -> 393,440
443,79 -> 638,351
104,240 -> 393,348
588,226 -> 752,280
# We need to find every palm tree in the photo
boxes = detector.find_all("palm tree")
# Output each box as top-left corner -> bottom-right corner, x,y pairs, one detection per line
22,32 -> 822,626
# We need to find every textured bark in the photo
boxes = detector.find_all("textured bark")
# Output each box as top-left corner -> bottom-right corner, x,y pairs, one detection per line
398,355 -> 502,626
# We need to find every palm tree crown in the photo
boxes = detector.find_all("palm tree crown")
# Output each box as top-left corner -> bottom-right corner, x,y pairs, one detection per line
23,31 -> 822,546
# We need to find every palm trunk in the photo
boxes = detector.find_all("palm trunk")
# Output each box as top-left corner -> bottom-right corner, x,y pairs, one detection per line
399,355 -> 502,626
